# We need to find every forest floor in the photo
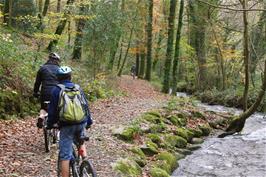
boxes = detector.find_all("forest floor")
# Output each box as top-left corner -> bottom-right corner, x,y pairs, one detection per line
0,75 -> 170,177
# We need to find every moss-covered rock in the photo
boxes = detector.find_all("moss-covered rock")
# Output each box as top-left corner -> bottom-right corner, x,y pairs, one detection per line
191,137 -> 204,144
175,148 -> 192,155
150,167 -> 170,177
130,147 -> 146,159
152,160 -> 172,174
187,144 -> 201,151
191,110 -> 206,119
150,123 -> 166,133
188,128 -> 203,137
145,110 -> 162,118
164,135 -> 187,148
157,152 -> 178,172
167,115 -> 180,126
113,126 -> 139,142
199,124 -> 212,136
130,147 -> 147,167
143,112 -> 163,124
140,141 -> 159,156
113,158 -> 142,177
175,128 -> 194,141
147,134 -> 162,145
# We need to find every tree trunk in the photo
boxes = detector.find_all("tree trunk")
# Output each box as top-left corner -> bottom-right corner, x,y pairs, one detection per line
118,27 -> 134,76
42,0 -> 50,17
172,0 -> 184,93
39,0 -> 43,13
72,1 -> 86,60
210,21 -> 225,90
242,0 -> 250,111
189,0 -> 207,91
162,0 -> 177,93
47,0 -> 74,51
136,47 -> 140,76
139,48 -> 146,78
117,41 -> 123,70
219,60 -> 266,138
108,35 -> 121,71
57,0 -> 61,13
8,0 -> 13,27
153,30 -> 163,70
145,0 -> 153,81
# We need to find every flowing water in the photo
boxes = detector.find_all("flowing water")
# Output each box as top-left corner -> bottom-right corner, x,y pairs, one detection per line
172,93 -> 266,177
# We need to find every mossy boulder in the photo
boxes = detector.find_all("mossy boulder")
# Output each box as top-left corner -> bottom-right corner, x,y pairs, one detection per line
199,124 -> 212,136
164,135 -> 187,148
175,128 -> 194,141
150,123 -> 166,133
130,147 -> 147,167
191,111 -> 206,119
150,167 -> 170,177
152,160 -> 171,174
175,148 -> 192,155
140,141 -> 159,156
157,152 -> 178,172
191,137 -> 204,144
143,112 -> 163,124
187,144 -> 201,151
188,128 -> 203,137
167,114 -> 187,126
146,110 -> 162,118
113,158 -> 142,177
113,126 -> 139,142
147,134 -> 162,146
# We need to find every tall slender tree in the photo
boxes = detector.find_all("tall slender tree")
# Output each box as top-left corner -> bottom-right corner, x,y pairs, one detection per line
72,0 -> 86,60
47,0 -> 75,51
172,0 -> 184,93
162,0 -> 177,93
145,0 -> 153,81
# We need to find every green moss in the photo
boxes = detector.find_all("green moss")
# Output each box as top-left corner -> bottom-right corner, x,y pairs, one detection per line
188,128 -> 203,137
113,126 -> 139,142
191,111 -> 206,119
153,160 -> 171,174
150,167 -> 170,177
199,124 -> 212,136
175,128 -> 193,141
113,158 -> 142,177
130,147 -> 146,159
164,135 -> 187,148
150,123 -> 166,133
157,152 -> 178,172
141,141 -> 159,156
167,115 -> 180,126
147,134 -> 161,145
145,110 -> 162,118
142,113 -> 163,124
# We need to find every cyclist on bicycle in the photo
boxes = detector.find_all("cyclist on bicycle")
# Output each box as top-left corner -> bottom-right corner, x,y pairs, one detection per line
33,52 -> 61,128
130,64 -> 136,79
46,66 -> 93,177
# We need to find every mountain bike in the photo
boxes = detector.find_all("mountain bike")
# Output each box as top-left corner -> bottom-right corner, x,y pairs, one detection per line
40,101 -> 59,153
57,134 -> 97,177
43,116 -> 59,152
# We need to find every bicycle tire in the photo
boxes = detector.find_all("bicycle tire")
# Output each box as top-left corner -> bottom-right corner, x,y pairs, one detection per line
80,160 -> 97,177
43,128 -> 50,153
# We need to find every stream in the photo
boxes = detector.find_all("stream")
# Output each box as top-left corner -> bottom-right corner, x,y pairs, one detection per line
172,93 -> 266,177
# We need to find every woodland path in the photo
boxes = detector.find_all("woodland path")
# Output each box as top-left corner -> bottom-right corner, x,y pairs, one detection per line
0,75 -> 169,177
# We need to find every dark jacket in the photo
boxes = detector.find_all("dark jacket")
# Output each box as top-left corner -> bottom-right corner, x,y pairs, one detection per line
33,60 -> 60,100
47,80 -> 93,128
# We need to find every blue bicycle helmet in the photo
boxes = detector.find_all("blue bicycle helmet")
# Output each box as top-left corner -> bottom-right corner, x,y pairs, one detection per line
56,66 -> 72,76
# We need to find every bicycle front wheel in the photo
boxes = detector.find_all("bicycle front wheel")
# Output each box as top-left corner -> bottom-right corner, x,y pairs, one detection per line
80,160 -> 97,177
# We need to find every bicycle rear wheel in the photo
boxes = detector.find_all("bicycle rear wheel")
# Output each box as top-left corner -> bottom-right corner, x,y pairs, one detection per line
80,160 -> 97,177
43,128 -> 50,152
